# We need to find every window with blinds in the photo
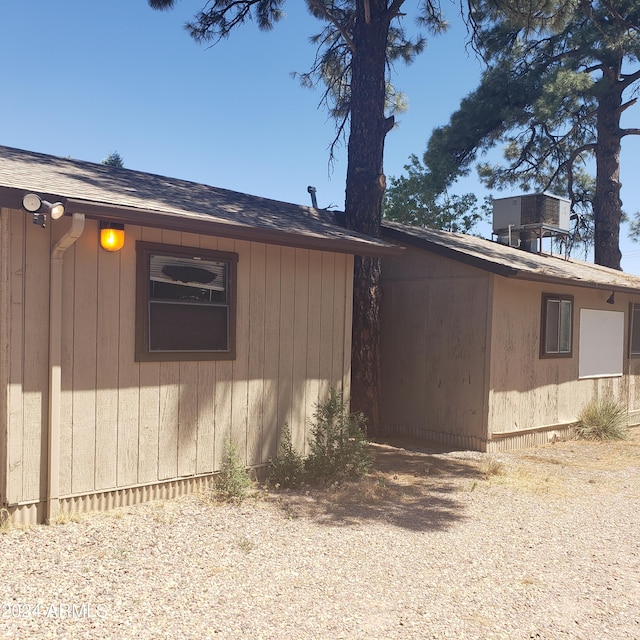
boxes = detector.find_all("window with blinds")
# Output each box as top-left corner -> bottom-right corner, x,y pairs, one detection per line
540,294 -> 573,358
136,242 -> 238,361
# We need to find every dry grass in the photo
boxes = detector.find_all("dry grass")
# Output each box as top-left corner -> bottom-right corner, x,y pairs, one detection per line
479,457 -> 506,478
479,463 -> 568,495
263,428 -> 640,520
477,427 -> 640,496
263,442 -> 484,527
149,501 -> 178,524
19,428 -> 636,534
0,508 -> 11,533
473,428 -> 639,496
519,427 -> 640,474
52,511 -> 86,525
2,435 -> 638,640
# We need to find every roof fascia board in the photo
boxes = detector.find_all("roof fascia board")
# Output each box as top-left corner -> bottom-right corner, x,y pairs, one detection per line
0,185 -> 65,211
65,198 -> 401,257
0,186 -> 400,257
382,224 -> 640,295
510,270 -> 640,295
381,225 -> 518,277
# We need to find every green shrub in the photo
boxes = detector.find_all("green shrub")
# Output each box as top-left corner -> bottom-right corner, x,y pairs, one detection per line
304,388 -> 372,484
266,389 -> 372,488
575,399 -> 628,441
215,441 -> 252,502
267,425 -> 306,489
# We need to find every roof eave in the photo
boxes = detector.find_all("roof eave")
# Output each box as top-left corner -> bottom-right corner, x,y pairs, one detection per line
510,270 -> 640,295
382,223 -> 640,295
0,184 -> 399,257
381,225 -> 518,277
65,198 -> 400,257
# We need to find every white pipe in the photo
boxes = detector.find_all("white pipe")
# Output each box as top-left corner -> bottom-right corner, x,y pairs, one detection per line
47,213 -> 85,524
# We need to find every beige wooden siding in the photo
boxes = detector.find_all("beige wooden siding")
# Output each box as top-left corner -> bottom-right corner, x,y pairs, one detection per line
59,220 -> 76,497
381,247 -> 492,444
488,278 -> 636,435
95,231 -> 121,490
276,246 -> 296,450
117,225 -> 142,488
383,242 -> 640,450
137,226 -> 162,483
71,222 -> 98,495
0,209 -> 10,505
3,211 -> 51,504
2,209 -> 353,506
263,244 -> 283,461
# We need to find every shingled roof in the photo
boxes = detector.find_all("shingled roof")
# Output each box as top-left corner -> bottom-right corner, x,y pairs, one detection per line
382,220 -> 640,294
0,145 -> 397,256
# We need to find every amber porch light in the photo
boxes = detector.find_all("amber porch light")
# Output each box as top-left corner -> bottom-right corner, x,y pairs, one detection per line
100,222 -> 125,252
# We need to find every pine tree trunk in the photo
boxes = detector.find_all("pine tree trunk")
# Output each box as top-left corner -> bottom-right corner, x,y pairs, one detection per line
593,65 -> 623,270
344,0 -> 392,435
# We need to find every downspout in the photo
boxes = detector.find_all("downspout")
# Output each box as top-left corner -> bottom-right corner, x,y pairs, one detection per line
47,213 -> 85,524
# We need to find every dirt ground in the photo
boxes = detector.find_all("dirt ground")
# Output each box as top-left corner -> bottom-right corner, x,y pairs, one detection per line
1,428 -> 639,640
266,427 -> 640,522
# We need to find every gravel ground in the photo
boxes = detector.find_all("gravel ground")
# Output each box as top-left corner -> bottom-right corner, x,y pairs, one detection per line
1,431 -> 639,640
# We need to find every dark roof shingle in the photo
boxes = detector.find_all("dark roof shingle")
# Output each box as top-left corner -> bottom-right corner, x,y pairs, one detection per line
0,145 -> 397,256
382,220 -> 640,294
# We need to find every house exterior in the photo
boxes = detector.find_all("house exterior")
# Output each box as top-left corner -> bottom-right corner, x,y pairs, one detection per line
0,145 -> 396,524
381,221 -> 640,452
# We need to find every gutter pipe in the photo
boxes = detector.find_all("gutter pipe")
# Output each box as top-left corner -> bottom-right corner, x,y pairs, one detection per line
47,213 -> 85,524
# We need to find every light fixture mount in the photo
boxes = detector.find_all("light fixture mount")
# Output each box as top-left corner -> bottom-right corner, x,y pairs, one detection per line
22,193 -> 42,213
99,222 -> 126,252
22,193 -> 66,228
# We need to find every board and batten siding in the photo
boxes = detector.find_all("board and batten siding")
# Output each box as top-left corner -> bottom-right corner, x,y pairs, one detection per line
0,208 -> 11,508
381,246 -> 493,449
1,208 -> 353,518
2,207 -> 51,508
487,277 -> 638,442
381,241 -> 640,452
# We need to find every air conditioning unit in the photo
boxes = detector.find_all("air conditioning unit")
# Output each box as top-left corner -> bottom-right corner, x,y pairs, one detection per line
493,193 -> 571,251
493,193 -> 571,232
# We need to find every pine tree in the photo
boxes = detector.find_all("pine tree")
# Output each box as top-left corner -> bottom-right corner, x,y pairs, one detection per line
383,154 -> 489,234
425,0 -> 640,269
147,0 -> 447,432
101,151 -> 125,168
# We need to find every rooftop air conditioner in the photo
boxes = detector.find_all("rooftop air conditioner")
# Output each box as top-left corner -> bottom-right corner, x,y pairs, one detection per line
493,193 -> 571,251
493,193 -> 571,233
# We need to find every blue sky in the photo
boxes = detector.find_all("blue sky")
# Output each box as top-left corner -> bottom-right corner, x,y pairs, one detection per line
2,1 -> 640,271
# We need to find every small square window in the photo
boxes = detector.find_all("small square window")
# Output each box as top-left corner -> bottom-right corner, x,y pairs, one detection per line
540,294 -> 573,358
136,242 -> 237,362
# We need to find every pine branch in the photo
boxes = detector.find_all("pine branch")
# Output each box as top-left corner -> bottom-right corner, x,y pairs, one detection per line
620,68 -> 640,87
619,97 -> 638,114
597,0 -> 640,35
307,0 -> 356,53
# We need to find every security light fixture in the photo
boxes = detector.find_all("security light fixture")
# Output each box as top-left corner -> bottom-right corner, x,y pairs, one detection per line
607,292 -> 616,305
99,222 -> 125,252
22,193 -> 65,227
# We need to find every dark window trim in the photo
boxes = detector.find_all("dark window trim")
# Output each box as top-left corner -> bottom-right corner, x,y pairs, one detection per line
135,241 -> 238,362
629,302 -> 640,358
540,293 -> 574,359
